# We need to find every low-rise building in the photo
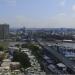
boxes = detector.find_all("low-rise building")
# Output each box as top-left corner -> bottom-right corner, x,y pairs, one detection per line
10,62 -> 20,70
1,59 -> 11,67
8,46 -> 19,55
0,51 -> 5,61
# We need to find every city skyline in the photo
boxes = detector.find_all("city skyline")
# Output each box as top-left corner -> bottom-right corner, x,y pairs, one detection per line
0,0 -> 75,28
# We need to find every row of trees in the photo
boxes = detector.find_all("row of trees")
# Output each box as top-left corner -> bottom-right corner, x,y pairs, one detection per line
15,43 -> 43,61
21,43 -> 43,65
15,43 -> 43,70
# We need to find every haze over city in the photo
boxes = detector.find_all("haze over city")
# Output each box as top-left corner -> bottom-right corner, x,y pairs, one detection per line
0,0 -> 75,28
1,0 -> 75,75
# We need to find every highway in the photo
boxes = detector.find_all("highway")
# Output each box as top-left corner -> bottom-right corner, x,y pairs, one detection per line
36,40 -> 75,74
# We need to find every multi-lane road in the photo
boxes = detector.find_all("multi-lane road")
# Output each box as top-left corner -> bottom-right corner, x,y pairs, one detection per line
36,40 -> 75,74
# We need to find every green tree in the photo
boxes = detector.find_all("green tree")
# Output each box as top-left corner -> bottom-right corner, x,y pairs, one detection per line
13,51 -> 31,69
21,43 -> 28,48
15,44 -> 20,48
0,46 -> 4,51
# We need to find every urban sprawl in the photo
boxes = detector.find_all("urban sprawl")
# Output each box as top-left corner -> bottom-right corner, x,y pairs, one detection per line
0,24 -> 75,75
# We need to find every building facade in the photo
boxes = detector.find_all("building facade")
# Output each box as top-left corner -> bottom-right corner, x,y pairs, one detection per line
0,24 -> 9,39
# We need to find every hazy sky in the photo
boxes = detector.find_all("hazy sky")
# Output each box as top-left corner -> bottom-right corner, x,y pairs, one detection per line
0,0 -> 75,28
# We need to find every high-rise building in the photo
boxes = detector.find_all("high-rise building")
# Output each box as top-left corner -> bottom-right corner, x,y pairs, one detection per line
0,24 -> 9,39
